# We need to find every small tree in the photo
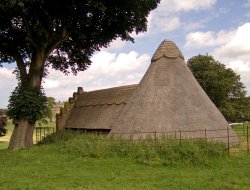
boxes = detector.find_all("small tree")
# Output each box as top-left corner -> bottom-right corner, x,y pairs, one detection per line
36,96 -> 55,126
187,54 -> 247,122
0,0 -> 160,149
0,112 -> 8,136
45,97 -> 56,122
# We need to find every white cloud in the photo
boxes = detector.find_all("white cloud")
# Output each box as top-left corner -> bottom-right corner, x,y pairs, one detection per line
0,67 -> 16,88
145,0 -> 217,36
147,16 -> 181,34
89,51 -> 149,76
184,23 -> 250,94
244,0 -> 250,7
227,60 -> 250,72
210,23 -> 250,95
44,51 -> 150,101
107,38 -> 126,49
221,56 -> 250,95
159,0 -> 216,12
43,79 -> 60,89
162,17 -> 181,32
184,30 -> 235,49
213,23 -> 250,57
130,31 -> 147,39
0,67 -> 17,108
185,23 -> 250,53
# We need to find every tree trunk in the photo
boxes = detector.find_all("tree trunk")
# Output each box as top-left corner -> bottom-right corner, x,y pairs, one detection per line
8,119 -> 35,150
8,49 -> 45,150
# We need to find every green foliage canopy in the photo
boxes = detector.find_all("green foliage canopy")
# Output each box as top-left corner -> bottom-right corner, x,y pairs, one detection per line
44,97 -> 55,121
187,54 -> 249,122
0,0 -> 160,75
0,0 -> 160,126
7,86 -> 47,123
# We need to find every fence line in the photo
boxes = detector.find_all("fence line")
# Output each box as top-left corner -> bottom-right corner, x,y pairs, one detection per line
34,124 -> 249,156
34,127 -> 55,143
110,127 -> 236,135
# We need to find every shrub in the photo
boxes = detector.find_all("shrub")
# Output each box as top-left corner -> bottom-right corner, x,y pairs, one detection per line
39,131 -> 227,166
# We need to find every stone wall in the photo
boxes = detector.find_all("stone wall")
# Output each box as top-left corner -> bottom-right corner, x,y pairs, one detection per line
56,87 -> 84,131
51,102 -> 64,122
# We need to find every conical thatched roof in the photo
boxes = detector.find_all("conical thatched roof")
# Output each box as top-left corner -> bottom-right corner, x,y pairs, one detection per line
109,40 -> 239,146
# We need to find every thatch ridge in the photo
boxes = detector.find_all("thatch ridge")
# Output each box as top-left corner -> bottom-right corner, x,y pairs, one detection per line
152,39 -> 184,61
76,84 -> 138,106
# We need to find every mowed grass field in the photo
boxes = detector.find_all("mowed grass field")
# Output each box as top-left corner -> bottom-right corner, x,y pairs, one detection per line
0,144 -> 250,190
0,123 -> 249,190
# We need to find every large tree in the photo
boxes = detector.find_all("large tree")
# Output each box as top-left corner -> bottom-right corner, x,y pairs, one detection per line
0,0 -> 160,149
187,54 -> 248,122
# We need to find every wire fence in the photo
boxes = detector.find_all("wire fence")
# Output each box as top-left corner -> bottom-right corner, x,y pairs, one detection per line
34,124 -> 249,156
34,127 -> 55,143
230,123 -> 249,155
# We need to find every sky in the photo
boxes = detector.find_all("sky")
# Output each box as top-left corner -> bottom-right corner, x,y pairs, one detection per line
1,0 -> 250,108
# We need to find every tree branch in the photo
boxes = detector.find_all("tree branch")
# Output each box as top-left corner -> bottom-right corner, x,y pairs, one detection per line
21,13 -> 38,50
13,52 -> 28,83
45,27 -> 69,58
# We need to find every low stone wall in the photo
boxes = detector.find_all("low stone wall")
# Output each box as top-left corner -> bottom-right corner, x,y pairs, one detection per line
51,102 -> 64,122
56,87 -> 84,131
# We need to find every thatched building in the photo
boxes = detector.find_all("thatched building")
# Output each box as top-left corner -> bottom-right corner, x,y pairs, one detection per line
56,40 -> 239,146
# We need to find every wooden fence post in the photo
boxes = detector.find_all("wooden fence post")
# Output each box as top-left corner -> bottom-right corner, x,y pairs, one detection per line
35,128 -> 37,143
205,128 -> 207,141
154,131 -> 157,145
247,125 -> 249,154
39,128 -> 41,142
227,127 -> 230,156
179,130 -> 182,145
243,122 -> 245,135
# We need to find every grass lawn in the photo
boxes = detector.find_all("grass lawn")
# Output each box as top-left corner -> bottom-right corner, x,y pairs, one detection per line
1,129 -> 250,190
0,144 -> 250,190
0,123 -> 249,189
0,141 -> 8,150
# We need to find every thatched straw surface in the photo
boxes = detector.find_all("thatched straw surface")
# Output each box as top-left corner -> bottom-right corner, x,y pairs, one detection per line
109,40 -> 239,146
65,85 -> 137,129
